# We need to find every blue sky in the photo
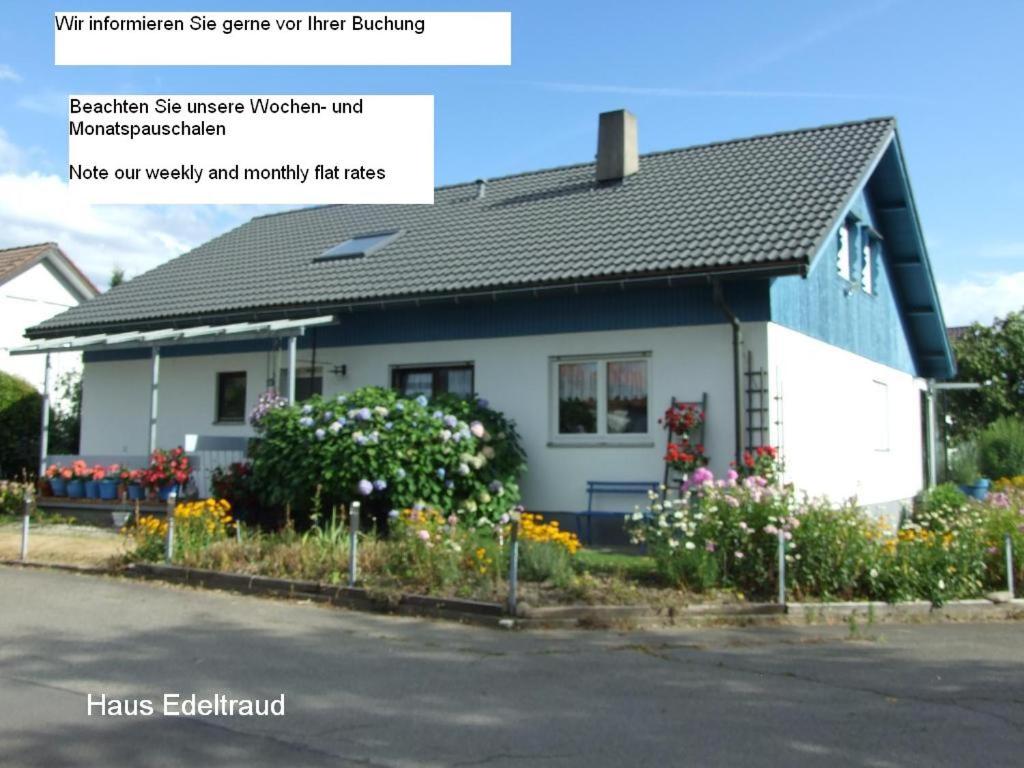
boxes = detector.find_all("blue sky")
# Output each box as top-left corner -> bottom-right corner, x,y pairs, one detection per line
1,0 -> 1022,324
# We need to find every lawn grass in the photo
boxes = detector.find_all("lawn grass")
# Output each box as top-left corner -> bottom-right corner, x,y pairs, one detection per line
575,548 -> 658,580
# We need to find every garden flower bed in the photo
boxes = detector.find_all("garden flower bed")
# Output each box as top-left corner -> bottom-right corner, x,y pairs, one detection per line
109,476 -> 1024,623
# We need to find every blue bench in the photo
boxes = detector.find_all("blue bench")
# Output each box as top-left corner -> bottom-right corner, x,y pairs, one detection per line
575,480 -> 660,545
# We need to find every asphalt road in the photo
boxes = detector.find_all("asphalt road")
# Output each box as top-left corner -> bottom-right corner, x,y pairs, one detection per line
1,566 -> 1022,767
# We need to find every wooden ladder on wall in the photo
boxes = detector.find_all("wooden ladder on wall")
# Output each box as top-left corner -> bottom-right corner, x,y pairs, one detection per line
662,393 -> 709,494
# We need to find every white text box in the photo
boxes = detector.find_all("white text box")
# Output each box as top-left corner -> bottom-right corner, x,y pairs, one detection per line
55,12 -> 511,66
68,94 -> 434,205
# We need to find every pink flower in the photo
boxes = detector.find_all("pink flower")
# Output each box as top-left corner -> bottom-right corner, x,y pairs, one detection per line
417,529 -> 430,542
470,421 -> 485,438
726,469 -> 739,484
705,541 -> 716,553
691,467 -> 714,485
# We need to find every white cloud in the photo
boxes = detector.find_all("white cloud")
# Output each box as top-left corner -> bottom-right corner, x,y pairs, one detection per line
0,128 -> 23,170
0,64 -> 20,82
16,91 -> 67,117
0,127 -> 285,289
977,241 -> 1024,261
939,271 -> 1024,326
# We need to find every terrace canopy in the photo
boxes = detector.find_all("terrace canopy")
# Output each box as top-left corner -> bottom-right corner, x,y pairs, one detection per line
11,315 -> 334,475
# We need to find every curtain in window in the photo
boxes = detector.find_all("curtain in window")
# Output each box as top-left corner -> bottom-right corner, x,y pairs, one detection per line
607,360 -> 647,433
558,362 -> 597,433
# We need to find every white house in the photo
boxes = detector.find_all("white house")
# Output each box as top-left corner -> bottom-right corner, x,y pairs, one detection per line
18,113 -> 954,521
0,242 -> 98,399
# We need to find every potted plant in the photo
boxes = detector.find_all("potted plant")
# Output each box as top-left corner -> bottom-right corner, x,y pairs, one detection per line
67,460 -> 90,498
122,467 -> 146,501
46,464 -> 70,496
85,464 -> 105,499
147,447 -> 193,501
98,463 -> 121,500
948,441 -> 989,500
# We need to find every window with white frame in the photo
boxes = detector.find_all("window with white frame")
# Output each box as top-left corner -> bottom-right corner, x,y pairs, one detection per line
861,237 -> 875,294
837,223 -> 852,281
551,354 -> 650,441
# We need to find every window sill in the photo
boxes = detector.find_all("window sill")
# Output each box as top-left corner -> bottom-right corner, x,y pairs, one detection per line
547,440 -> 655,449
213,419 -> 245,426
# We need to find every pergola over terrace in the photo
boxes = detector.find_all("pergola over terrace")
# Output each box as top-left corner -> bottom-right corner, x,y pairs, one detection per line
11,315 -> 335,475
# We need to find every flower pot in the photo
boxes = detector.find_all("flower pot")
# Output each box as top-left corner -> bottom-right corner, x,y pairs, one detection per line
85,480 -> 101,499
126,483 -> 145,501
111,511 -> 131,528
959,479 -> 990,501
99,479 -> 120,501
49,477 -> 68,497
158,483 -> 180,502
67,479 -> 85,498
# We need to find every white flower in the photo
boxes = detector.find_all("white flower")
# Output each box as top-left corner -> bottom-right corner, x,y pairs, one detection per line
870,568 -> 879,578
684,541 -> 696,550
938,579 -> 945,590
668,539 -> 679,549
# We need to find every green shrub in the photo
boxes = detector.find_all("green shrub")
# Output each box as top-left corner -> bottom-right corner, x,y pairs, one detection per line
978,418 -> 1024,480
788,499 -> 881,600
947,441 -> 981,485
0,371 -> 41,479
249,386 -> 526,524
518,540 -> 575,587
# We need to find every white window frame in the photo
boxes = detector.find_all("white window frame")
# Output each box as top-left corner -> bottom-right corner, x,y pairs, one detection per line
548,352 -> 653,446
861,234 -> 876,295
837,223 -> 852,281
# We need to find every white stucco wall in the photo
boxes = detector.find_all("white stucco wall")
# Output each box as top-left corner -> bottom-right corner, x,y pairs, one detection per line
0,262 -> 84,399
767,322 -> 925,511
81,323 -> 769,512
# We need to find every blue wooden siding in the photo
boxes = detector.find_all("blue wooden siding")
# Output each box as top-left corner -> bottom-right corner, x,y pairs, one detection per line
84,281 -> 771,363
769,189 -> 918,375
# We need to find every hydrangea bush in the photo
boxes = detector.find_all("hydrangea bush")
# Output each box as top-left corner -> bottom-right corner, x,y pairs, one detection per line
248,386 -> 526,523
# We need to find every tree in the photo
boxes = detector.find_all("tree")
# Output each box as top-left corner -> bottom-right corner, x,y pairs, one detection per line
48,371 -> 82,455
109,266 -> 125,288
946,309 -> 1024,437
0,371 -> 42,479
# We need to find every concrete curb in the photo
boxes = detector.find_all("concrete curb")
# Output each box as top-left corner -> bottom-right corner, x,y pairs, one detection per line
5,560 -> 1024,631
128,563 -> 507,627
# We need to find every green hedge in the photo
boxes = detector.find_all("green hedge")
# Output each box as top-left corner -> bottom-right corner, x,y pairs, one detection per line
0,371 -> 41,479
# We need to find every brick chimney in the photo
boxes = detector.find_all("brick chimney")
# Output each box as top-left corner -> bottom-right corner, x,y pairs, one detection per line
596,109 -> 638,183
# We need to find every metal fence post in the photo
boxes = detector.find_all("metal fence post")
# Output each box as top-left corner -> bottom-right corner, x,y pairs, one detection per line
20,488 -> 33,562
1006,534 -> 1015,599
507,515 -> 520,617
777,529 -> 786,606
348,502 -> 360,587
164,488 -> 177,564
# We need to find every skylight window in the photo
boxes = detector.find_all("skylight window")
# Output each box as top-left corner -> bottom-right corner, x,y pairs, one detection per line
314,230 -> 401,262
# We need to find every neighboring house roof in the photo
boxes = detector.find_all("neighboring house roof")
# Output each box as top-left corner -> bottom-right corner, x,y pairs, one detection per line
24,116 -> 954,377
0,242 -> 99,302
947,325 -> 970,342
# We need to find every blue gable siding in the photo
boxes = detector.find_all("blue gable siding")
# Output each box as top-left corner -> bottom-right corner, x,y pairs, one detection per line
84,281 -> 770,363
770,189 -> 918,375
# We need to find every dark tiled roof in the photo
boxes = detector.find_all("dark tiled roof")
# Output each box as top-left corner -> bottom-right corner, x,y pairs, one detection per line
31,117 -> 896,335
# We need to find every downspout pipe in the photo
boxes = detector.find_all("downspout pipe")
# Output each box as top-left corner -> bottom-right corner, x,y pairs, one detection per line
712,279 -> 744,467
